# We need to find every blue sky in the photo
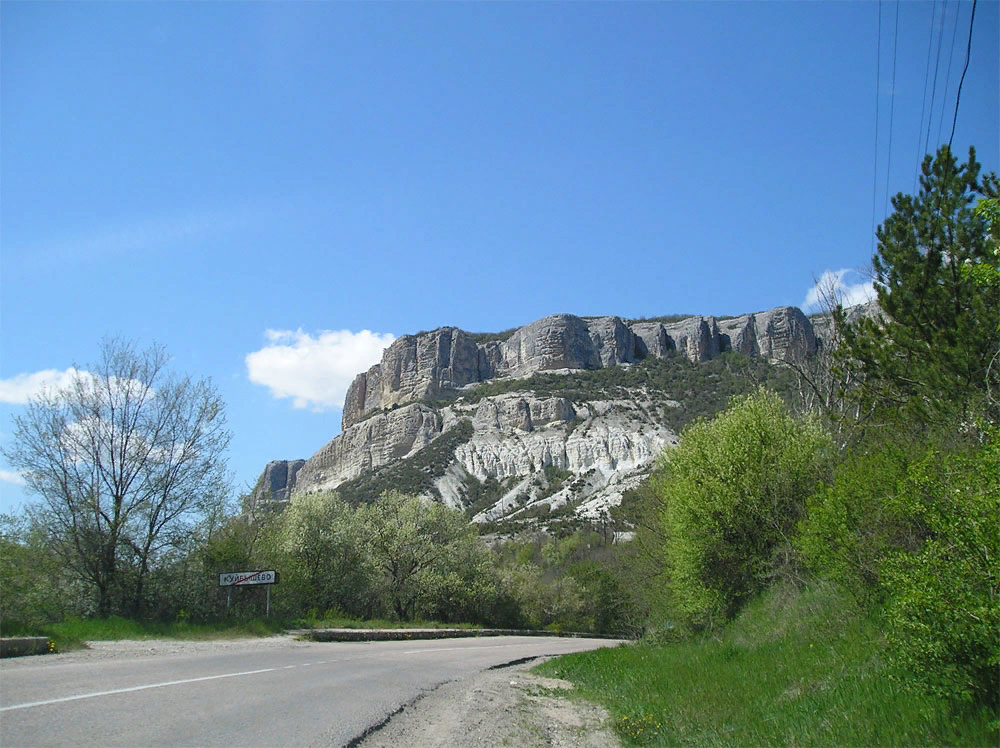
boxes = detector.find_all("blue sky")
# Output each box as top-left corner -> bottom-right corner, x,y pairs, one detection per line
2,1 -> 997,514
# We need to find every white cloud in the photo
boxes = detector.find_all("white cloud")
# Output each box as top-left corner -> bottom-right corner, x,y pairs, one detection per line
0,470 -> 26,486
246,329 -> 395,411
0,368 -> 84,405
802,269 -> 875,312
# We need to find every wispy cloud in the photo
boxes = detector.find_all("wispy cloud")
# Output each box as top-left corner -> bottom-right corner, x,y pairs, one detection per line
6,197 -> 295,273
0,469 -> 26,486
0,368 -> 85,405
14,212 -> 237,270
802,269 -> 875,312
246,329 -> 395,412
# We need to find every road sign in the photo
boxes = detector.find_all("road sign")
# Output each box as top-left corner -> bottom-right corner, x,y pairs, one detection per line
219,570 -> 279,587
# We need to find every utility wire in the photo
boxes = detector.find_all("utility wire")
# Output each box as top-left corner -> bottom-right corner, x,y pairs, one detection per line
872,0 -> 883,254
923,0 -> 949,156
936,0 -> 963,146
914,0 -> 938,194
949,0 -> 978,150
884,0 -> 900,218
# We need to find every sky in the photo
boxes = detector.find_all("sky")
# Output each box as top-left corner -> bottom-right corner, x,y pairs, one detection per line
1,1 -> 997,514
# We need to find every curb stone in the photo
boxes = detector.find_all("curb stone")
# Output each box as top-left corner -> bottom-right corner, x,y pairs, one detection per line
292,628 -> 620,642
0,637 -> 51,658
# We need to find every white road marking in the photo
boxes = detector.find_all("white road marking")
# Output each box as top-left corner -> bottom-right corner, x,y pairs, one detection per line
0,667 -> 279,712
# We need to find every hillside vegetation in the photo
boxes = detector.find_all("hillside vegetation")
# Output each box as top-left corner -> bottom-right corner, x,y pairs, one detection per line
434,349 -> 800,434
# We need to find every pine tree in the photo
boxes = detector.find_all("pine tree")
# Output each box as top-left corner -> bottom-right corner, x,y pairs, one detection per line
839,146 -> 999,425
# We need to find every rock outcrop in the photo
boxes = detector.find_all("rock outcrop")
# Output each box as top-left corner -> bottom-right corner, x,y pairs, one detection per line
343,329 -> 485,429
294,403 -> 443,495
256,304 -> 829,524
254,459 -> 305,503
341,307 -> 818,429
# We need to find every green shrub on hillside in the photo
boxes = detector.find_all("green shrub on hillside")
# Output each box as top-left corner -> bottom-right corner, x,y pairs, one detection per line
466,328 -> 518,344
879,441 -> 1000,710
435,352 -> 800,433
799,434 -> 999,711
653,389 -> 833,630
537,581 -> 998,746
796,446 -> 920,606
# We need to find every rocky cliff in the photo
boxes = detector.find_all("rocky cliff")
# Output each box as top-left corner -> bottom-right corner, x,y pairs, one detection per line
254,459 -> 306,503
254,305 -> 823,528
342,307 -> 815,429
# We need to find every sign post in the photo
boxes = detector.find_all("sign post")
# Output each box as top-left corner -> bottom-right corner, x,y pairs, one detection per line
219,570 -> 280,616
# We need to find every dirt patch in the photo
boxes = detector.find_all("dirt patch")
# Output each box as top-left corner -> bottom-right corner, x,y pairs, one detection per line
357,659 -> 620,748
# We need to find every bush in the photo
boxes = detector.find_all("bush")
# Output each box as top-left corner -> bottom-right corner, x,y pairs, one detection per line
799,431 -> 999,712
653,389 -> 833,630
797,445 -> 921,606
878,441 -> 1000,710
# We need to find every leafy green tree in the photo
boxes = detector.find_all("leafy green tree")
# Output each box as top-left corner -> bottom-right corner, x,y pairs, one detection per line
0,512 -> 88,625
653,389 -> 833,630
275,492 -> 374,619
839,146 -> 999,424
356,491 -> 493,621
797,442 -> 924,606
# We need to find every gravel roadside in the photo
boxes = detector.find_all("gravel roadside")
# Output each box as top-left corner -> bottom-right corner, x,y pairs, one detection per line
356,659 -> 620,748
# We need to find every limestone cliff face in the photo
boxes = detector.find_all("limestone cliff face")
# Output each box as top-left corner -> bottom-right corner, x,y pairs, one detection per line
717,306 -> 817,362
293,403 -> 442,495
663,316 -> 722,362
279,391 -> 674,521
343,329 -> 484,429
254,459 -> 305,503
446,395 -> 672,518
497,314 -> 617,377
256,305 -> 825,520
340,307 -> 818,429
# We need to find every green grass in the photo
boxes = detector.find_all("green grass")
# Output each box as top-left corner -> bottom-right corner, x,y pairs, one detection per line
535,582 -> 998,746
2,614 -> 486,652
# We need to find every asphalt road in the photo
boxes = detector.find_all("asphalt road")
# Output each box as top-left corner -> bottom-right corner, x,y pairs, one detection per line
0,636 -> 617,747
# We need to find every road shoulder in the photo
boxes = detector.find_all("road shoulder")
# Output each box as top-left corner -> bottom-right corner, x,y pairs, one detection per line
355,659 -> 620,747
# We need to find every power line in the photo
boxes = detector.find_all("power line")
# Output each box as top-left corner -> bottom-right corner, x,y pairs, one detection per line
884,0 -> 900,218
923,0 -> 949,156
872,0 -> 883,254
936,0 -> 963,146
914,0 -> 938,194
949,0 -> 978,150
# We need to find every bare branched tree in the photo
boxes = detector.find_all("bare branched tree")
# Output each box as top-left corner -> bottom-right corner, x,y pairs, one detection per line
783,273 -> 877,449
3,338 -> 231,617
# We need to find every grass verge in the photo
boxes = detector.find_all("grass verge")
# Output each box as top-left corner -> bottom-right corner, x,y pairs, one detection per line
1,617 -> 291,652
1,615 -> 484,652
534,582 -> 998,746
